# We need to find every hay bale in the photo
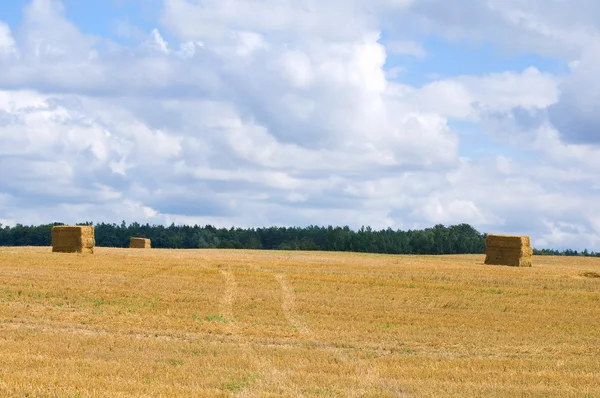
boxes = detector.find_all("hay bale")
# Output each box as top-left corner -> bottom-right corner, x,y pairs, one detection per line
484,234 -> 532,267
52,226 -> 95,254
130,237 -> 151,249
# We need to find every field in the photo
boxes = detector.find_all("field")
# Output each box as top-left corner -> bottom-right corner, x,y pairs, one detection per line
0,247 -> 599,397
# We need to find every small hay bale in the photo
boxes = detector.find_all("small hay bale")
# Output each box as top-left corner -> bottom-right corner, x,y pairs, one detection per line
130,237 -> 151,249
484,234 -> 532,267
52,226 -> 95,254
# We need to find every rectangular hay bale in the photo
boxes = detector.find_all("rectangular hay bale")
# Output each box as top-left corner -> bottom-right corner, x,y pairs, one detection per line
52,226 -> 95,254
485,234 -> 532,267
130,237 -> 151,249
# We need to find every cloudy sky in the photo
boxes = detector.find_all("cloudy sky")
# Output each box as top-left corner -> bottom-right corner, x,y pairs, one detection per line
1,0 -> 600,250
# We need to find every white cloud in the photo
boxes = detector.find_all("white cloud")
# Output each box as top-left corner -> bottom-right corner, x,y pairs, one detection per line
149,28 -> 170,54
1,0 -> 600,251
397,67 -> 559,120
385,39 -> 427,57
160,0 -> 413,43
0,22 -> 17,58
385,66 -> 405,79
547,44 -> 600,144
401,0 -> 600,59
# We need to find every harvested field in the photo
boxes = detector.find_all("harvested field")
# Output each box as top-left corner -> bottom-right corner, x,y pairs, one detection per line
0,247 -> 599,397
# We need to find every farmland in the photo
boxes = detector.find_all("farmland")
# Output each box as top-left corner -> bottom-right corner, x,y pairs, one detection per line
0,247 -> 599,397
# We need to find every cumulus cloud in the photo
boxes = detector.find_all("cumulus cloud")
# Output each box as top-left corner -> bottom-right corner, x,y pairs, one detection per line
401,0 -> 600,59
0,1 -> 459,229
160,0 -> 413,43
399,67 -> 559,121
1,0 -> 600,250
0,22 -> 17,57
0,0 -> 219,97
384,40 -> 428,57
547,45 -> 600,144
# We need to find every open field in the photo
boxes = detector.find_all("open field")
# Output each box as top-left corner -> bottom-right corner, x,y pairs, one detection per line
0,247 -> 599,397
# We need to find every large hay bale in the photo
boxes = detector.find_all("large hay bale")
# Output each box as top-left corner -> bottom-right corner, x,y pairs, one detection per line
130,237 -> 151,249
52,226 -> 95,254
484,234 -> 532,267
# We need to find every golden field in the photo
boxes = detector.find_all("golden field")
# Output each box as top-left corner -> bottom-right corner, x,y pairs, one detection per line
0,247 -> 599,397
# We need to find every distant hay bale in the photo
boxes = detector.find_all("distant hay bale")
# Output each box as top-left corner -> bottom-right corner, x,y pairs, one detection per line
130,237 -> 151,249
52,226 -> 95,254
484,234 -> 532,267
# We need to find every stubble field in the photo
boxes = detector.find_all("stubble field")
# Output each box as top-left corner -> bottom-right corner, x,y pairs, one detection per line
0,247 -> 599,397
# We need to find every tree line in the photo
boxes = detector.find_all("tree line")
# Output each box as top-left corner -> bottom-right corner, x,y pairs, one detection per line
0,221 -> 597,256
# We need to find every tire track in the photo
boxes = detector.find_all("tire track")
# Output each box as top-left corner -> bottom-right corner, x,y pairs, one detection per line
273,272 -> 411,396
218,266 -> 239,337
274,272 -> 347,364
275,273 -> 311,336
218,266 -> 304,396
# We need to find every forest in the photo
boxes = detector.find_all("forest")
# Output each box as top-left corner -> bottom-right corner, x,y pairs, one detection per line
0,221 -> 597,256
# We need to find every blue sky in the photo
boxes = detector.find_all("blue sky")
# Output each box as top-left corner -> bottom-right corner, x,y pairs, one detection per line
2,0 -> 159,43
1,0 -> 600,250
384,36 -> 569,86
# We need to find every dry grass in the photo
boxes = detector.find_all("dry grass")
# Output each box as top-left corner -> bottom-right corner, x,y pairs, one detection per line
0,247 -> 599,397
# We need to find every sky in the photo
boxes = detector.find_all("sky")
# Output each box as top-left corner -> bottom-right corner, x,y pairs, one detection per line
1,0 -> 600,250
